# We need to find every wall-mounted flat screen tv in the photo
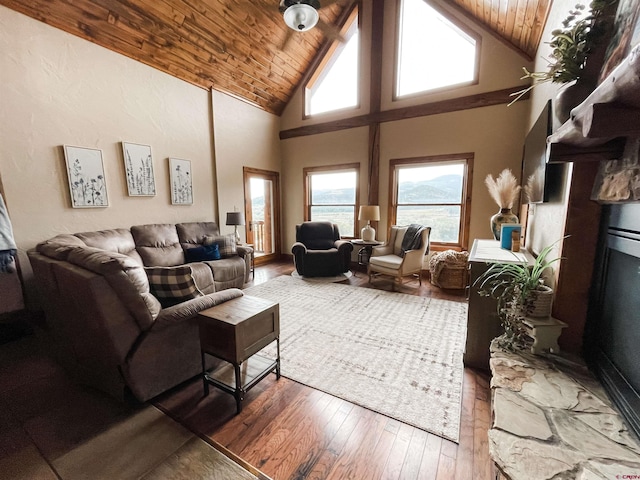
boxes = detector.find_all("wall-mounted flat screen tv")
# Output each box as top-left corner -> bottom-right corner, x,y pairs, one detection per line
521,100 -> 568,204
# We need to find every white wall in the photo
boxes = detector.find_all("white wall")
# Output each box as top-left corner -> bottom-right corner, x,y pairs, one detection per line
0,5 -> 286,305
525,0 -> 575,256
0,6 -> 216,296
380,103 -> 530,243
212,91 -> 282,243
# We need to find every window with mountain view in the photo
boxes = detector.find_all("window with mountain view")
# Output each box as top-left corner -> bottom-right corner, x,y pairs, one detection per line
391,156 -> 473,249
396,0 -> 477,98
304,164 -> 359,237
304,8 -> 359,116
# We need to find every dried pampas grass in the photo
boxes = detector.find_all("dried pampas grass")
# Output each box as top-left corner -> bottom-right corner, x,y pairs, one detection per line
485,169 -> 521,209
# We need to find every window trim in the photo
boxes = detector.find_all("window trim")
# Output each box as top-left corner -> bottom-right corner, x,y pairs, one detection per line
389,154 -> 474,251
392,0 -> 481,102
303,5 -> 361,119
303,162 -> 361,238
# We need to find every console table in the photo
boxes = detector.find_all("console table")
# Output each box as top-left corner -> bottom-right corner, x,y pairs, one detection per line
465,239 -> 534,369
198,295 -> 280,413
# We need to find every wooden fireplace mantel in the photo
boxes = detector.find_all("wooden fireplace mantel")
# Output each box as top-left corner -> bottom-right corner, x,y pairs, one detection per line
546,44 -> 640,163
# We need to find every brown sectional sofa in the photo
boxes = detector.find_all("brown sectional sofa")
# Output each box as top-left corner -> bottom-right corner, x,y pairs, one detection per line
27,221 -> 252,402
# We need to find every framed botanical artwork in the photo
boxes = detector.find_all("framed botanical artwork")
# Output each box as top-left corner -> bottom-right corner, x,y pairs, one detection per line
122,142 -> 156,196
169,158 -> 193,205
63,145 -> 109,208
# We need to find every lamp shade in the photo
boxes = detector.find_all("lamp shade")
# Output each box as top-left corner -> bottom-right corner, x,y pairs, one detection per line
225,211 -> 245,226
283,3 -> 319,31
358,205 -> 380,222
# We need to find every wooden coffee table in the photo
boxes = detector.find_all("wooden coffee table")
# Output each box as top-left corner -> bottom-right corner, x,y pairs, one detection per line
198,295 -> 280,413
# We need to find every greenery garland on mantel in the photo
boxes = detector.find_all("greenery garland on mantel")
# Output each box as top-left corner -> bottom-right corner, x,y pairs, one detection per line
510,0 -> 615,105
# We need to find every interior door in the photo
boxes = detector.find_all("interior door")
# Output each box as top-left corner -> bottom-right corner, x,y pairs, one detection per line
243,167 -> 281,265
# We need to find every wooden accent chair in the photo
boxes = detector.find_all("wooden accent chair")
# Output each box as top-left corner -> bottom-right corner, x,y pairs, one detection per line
368,225 -> 431,288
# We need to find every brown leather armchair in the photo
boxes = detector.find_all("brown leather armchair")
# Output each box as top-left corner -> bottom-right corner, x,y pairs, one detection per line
291,221 -> 353,277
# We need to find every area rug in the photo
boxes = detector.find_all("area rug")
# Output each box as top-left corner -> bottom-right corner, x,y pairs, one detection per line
244,275 -> 467,442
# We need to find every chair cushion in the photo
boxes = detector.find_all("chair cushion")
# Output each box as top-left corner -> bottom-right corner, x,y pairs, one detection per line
184,244 -> 221,262
369,254 -> 403,269
393,227 -> 408,256
145,265 -> 204,307
203,234 -> 237,258
297,222 -> 337,250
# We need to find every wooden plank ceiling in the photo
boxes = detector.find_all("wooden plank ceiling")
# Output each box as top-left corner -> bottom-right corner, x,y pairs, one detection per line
450,0 -> 552,60
0,0 -> 549,115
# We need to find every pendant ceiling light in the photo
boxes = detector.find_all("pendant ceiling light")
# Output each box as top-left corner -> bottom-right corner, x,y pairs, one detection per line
283,3 -> 319,32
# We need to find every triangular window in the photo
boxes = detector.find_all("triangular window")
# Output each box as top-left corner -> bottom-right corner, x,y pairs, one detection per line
305,8 -> 359,116
396,0 -> 477,98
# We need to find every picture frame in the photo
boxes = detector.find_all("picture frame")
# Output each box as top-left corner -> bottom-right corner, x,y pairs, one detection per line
63,145 -> 109,208
122,142 -> 156,196
169,158 -> 193,205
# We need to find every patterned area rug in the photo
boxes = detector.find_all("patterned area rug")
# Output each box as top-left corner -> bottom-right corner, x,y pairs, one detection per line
244,275 -> 467,442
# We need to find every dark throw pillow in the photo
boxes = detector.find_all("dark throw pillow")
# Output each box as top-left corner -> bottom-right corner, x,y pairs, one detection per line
184,244 -> 221,262
203,234 -> 237,258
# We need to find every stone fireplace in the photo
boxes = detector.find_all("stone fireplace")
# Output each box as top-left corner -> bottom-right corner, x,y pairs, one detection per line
585,202 -> 640,442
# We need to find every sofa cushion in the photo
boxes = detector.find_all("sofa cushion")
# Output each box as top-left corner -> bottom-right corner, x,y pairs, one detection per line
203,234 -> 237,258
184,244 -> 221,262
176,222 -> 220,249
145,265 -> 204,307
131,224 -> 184,267
75,228 -> 143,265
36,234 -> 86,260
66,246 -> 161,329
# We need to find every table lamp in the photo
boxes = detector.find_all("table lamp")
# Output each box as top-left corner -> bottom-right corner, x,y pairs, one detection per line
358,205 -> 380,242
226,211 -> 245,244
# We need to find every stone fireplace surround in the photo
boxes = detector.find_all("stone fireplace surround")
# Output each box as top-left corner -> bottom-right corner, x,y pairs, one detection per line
489,340 -> 640,479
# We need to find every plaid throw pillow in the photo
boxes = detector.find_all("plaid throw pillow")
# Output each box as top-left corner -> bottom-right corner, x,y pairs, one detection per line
203,234 -> 237,258
145,265 -> 204,307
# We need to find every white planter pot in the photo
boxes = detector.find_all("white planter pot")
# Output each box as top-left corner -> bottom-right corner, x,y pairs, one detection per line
527,285 -> 554,318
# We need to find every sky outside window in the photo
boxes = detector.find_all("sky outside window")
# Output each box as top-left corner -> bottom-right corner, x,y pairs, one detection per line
397,0 -> 476,97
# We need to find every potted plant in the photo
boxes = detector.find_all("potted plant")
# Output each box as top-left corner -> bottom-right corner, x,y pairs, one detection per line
473,240 -> 563,350
509,0 -> 611,118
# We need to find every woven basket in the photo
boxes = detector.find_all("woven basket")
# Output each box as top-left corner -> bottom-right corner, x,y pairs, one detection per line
429,251 -> 469,290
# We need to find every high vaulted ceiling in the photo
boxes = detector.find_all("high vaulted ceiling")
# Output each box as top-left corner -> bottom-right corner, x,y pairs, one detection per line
0,0 -> 550,115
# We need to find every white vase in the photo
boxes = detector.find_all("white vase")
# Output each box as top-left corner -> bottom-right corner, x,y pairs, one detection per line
527,285 -> 554,318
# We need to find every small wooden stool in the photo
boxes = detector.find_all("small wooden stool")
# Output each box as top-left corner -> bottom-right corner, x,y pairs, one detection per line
522,316 -> 568,354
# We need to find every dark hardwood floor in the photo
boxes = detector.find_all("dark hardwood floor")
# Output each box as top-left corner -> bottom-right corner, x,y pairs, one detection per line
155,258 -> 495,480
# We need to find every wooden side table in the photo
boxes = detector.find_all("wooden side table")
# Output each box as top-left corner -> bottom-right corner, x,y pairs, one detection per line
198,295 -> 280,413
